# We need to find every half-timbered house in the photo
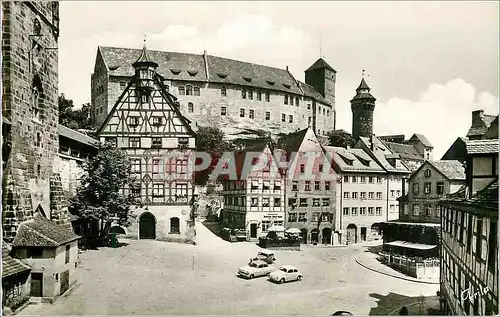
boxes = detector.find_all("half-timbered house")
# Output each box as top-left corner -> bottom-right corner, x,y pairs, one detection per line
96,44 -> 197,244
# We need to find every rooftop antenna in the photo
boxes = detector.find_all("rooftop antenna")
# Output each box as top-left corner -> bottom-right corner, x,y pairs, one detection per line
319,33 -> 322,58
143,33 -> 147,48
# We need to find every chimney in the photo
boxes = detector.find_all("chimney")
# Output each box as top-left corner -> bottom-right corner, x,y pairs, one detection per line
472,110 -> 485,126
286,66 -> 289,71
370,134 -> 375,151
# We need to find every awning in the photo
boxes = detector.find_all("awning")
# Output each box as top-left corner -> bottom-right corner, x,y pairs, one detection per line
385,240 -> 437,250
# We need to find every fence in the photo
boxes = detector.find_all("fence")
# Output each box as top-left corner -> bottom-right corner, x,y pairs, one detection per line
379,252 -> 439,280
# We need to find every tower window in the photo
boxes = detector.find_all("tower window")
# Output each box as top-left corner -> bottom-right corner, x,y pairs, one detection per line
178,86 -> 185,95
296,97 -> 299,106
289,115 -> 293,123
221,87 -> 226,97
188,102 -> 194,113
265,92 -> 270,102
284,95 -> 288,105
281,114 -> 286,122
221,107 -> 227,116
248,90 -> 253,100
242,88 -> 246,99
290,96 -> 293,106
193,87 -> 200,96
36,133 -> 41,147
186,85 -> 193,96
257,91 -> 262,101
240,109 -> 245,117
249,109 -> 254,119
265,111 -> 270,121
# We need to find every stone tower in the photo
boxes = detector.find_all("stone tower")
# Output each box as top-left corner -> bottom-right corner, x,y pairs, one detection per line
351,77 -> 376,140
2,2 -> 65,242
305,58 -> 337,129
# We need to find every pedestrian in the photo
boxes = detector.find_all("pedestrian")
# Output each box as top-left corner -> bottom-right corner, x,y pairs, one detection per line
399,306 -> 408,315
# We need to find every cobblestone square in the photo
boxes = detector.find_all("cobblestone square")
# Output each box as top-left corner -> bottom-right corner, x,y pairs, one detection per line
19,221 -> 439,315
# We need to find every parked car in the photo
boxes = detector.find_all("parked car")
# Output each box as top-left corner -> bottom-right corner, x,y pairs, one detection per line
332,311 -> 353,316
269,265 -> 302,283
250,250 -> 276,264
238,260 -> 275,279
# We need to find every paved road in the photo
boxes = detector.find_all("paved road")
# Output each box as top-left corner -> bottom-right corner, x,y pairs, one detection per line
19,220 -> 439,315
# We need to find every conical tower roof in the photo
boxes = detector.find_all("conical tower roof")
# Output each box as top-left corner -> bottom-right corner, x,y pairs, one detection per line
132,43 -> 158,68
351,77 -> 376,102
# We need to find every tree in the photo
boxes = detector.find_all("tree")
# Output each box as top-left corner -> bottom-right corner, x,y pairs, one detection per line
327,130 -> 356,148
69,143 -> 141,247
59,94 -> 93,130
194,126 -> 234,185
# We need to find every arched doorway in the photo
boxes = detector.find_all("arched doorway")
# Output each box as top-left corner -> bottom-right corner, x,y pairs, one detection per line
300,228 -> 308,244
371,223 -> 381,239
110,226 -> 126,235
139,212 -> 156,239
311,228 -> 319,244
322,228 -> 332,244
346,224 -> 357,244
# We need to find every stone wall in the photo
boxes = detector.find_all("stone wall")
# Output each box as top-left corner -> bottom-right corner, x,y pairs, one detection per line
351,103 -> 375,140
2,2 -> 63,242
53,154 -> 85,199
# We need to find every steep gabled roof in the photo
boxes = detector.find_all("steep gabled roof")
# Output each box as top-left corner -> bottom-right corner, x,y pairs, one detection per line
305,58 -> 336,72
467,113 -> 498,139
2,245 -> 31,278
408,133 -> 433,148
484,116 -> 499,139
441,137 -> 468,161
12,214 -> 81,248
465,139 -> 499,155
356,136 -> 411,174
429,160 -> 466,180
324,146 -> 385,173
276,128 -> 309,153
383,141 -> 423,161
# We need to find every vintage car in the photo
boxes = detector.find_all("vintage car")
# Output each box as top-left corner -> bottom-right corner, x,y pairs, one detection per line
332,311 -> 353,316
237,260 -> 275,279
268,265 -> 302,284
249,250 -> 276,264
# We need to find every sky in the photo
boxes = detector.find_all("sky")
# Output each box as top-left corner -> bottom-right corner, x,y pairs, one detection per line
59,1 -> 499,159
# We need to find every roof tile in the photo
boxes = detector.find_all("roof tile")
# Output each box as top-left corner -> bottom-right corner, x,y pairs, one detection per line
465,139 -> 499,154
12,214 -> 81,247
429,160 -> 466,180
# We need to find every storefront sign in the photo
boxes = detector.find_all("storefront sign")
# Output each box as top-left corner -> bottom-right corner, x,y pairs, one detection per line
263,214 -> 284,219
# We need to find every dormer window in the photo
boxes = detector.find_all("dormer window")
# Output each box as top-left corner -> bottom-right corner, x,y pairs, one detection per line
129,116 -> 140,126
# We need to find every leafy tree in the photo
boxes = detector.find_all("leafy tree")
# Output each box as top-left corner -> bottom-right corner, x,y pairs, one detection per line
194,126 -> 234,185
69,143 -> 141,246
327,130 -> 356,148
59,94 -> 93,130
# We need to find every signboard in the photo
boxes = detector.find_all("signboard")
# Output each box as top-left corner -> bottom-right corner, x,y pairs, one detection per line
263,214 -> 284,219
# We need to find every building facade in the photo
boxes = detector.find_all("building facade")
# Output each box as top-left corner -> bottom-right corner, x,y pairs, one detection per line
324,146 -> 390,244
276,128 -> 337,245
96,45 -> 197,244
398,160 -> 466,223
91,47 -> 336,140
438,138 -> 498,315
221,142 -> 285,240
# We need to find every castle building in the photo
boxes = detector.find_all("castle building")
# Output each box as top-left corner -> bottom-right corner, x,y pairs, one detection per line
1,1 -> 73,241
96,44 -> 197,244
91,47 -> 337,141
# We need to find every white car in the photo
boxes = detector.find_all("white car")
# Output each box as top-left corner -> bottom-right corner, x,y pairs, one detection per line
238,260 -> 275,279
269,265 -> 302,284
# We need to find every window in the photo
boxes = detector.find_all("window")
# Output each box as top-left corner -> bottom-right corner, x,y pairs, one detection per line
281,114 -> 286,122
274,181 -> 281,191
488,220 -> 497,270
352,192 -> 358,199
299,198 -> 308,207
284,95 -> 288,105
360,192 -> 366,200
307,103 -> 311,110
152,159 -> 161,174
436,205 -> 442,218
476,218 -> 483,259
305,181 -> 311,191
193,87 -> 200,96
368,192 -> 374,199
262,221 -> 271,232
343,176 -> 349,183
344,192 -> 350,199
240,108 -> 245,117
290,96 -> 294,106
368,207 -> 374,215
298,213 -> 307,222
376,192 -> 382,200
437,182 -> 444,195
295,97 -> 299,106
425,204 -> 432,216
300,164 -> 305,173
308,117 -> 312,126
153,184 -> 164,197
129,116 -> 140,126
377,177 -> 382,183
467,213 -> 473,252
165,84 -> 169,92
396,190 -> 401,197
327,110 -> 329,116
188,102 -> 194,113
375,207 -> 381,215
325,182 -> 331,190
265,92 -> 270,102
170,217 -> 180,234
289,115 -> 293,123
352,176 -> 357,183
424,182 -> 431,195
179,86 -> 185,95
152,137 -> 162,148
249,109 -> 254,119
265,111 -> 270,120
65,244 -> 70,264
274,198 -> 281,207
288,213 -> 297,222
248,90 -> 253,100
292,181 -> 298,191
186,85 -> 193,95
391,190 -> 395,197
312,198 -> 320,207
351,207 -> 358,216
322,198 -> 330,206
360,207 -> 366,215
175,183 -> 188,203
263,180 -> 270,190
251,180 -> 259,191
176,159 -> 188,175
257,91 -> 262,101
288,198 -> 297,207
343,207 -> 349,216
424,169 -> 431,177
221,87 -> 226,96
413,183 -> 419,195
131,158 -> 141,173
413,204 -> 421,216
129,137 -> 140,148
178,137 -> 189,148
319,165 -> 324,173
360,176 -> 366,183
152,116 -> 163,126
368,176 -> 374,183
242,88 -> 246,99
315,181 -> 320,190
221,107 -> 227,116
262,198 -> 270,207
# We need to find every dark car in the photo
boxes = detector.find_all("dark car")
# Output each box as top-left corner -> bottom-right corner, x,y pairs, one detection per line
332,311 -> 353,316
